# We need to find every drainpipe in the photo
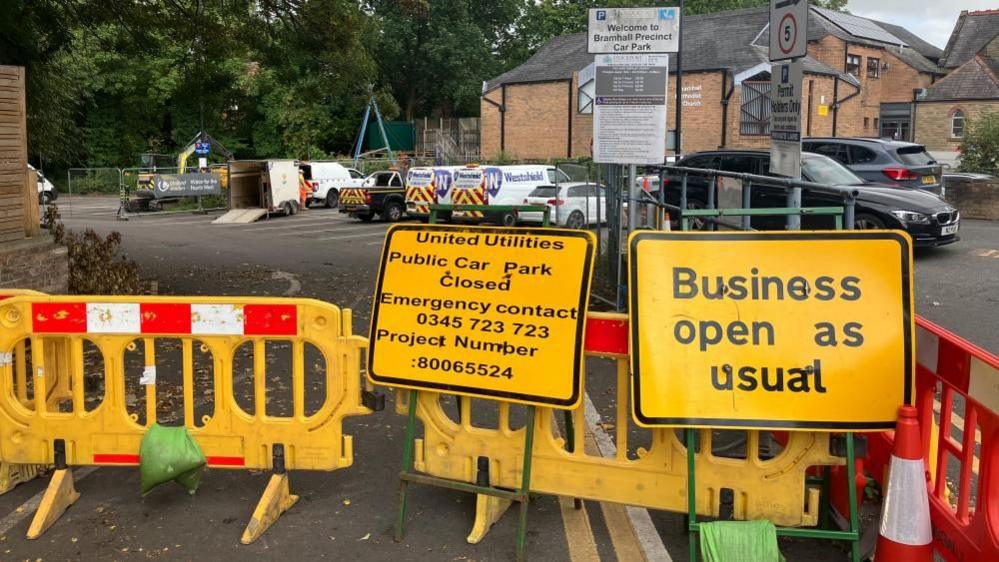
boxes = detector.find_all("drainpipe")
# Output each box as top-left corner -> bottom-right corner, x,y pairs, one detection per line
719,70 -> 735,148
481,88 -> 507,155
567,80 -> 573,158
831,77 -> 861,137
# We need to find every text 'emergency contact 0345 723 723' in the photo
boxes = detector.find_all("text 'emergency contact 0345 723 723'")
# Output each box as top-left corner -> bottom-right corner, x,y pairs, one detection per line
366,225 -> 596,409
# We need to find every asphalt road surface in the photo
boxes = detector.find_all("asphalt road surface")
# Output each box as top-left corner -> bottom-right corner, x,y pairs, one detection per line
1,195 -> 994,561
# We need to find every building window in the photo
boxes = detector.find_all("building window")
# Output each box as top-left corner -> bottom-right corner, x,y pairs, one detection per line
874,117 -> 879,130
951,109 -> 965,138
740,80 -> 771,136
864,117 -> 870,129
867,57 -> 880,78
847,54 -> 861,77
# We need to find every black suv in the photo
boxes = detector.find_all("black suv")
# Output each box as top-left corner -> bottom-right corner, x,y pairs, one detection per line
662,150 -> 959,247
802,138 -> 943,194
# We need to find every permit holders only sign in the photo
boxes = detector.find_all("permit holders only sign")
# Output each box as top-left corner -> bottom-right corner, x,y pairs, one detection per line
770,60 -> 803,178
629,231 -> 915,431
368,225 -> 596,409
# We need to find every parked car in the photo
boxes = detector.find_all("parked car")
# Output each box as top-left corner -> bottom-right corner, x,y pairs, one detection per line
521,182 -> 608,228
665,150 -> 960,247
300,161 -> 365,208
28,164 -> 57,204
802,137 -> 943,194
338,169 -> 406,222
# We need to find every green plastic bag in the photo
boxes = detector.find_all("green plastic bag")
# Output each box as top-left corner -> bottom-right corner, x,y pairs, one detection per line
139,424 -> 206,496
699,520 -> 786,562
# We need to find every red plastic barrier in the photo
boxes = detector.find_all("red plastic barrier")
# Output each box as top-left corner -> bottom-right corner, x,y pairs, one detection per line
869,316 -> 999,562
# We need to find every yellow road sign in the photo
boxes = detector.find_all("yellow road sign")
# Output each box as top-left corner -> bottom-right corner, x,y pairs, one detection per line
629,231 -> 914,431
368,224 -> 596,408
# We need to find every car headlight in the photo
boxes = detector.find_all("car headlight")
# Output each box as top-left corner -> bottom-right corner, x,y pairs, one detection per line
891,210 -> 931,224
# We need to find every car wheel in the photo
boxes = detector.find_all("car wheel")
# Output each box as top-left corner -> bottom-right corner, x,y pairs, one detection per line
40,192 -> 52,205
499,212 -> 517,227
325,191 -> 338,208
566,211 -> 586,229
283,201 -> 295,216
382,201 -> 404,222
854,213 -> 886,230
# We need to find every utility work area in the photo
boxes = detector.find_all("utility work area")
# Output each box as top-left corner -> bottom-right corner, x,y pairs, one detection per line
2,1 -> 999,562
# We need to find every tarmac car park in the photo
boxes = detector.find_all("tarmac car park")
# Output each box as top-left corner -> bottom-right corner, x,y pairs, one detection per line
663,150 -> 961,247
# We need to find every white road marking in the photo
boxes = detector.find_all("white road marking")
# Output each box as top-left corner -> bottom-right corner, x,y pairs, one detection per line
272,224 -> 390,237
0,467 -> 98,536
315,231 -> 389,242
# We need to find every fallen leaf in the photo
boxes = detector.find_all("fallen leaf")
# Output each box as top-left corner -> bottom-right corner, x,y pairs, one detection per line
359,533 -> 371,541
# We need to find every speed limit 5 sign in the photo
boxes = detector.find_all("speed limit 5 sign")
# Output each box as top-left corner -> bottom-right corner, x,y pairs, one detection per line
770,0 -> 808,61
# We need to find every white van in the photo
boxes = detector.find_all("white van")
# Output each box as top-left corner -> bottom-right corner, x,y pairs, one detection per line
28,164 -> 57,204
450,164 -> 570,225
300,161 -> 365,208
404,166 -> 459,220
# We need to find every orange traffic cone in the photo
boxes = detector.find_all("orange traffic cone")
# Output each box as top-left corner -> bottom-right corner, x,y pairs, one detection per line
874,405 -> 932,562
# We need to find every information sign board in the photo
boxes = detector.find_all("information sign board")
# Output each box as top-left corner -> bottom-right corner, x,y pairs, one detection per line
593,54 -> 669,165
769,0 -> 808,61
588,8 -> 680,54
368,225 -> 596,409
769,60 -> 803,178
629,231 -> 914,431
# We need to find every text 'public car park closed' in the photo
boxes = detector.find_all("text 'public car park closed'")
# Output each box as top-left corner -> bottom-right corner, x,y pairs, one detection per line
629,230 -> 914,431
367,224 -> 596,409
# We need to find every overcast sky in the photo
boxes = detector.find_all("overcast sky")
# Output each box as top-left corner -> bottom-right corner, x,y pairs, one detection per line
847,1 -> 992,49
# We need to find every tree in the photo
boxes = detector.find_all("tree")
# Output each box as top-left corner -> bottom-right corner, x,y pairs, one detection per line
958,111 -> 999,176
369,0 -> 526,119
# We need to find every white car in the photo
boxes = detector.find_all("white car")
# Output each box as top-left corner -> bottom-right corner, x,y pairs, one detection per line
521,182 -> 608,228
300,161 -> 365,208
28,164 -> 57,204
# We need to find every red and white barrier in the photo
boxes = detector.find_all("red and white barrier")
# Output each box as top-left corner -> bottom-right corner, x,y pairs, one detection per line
869,316 -> 999,562
30,302 -> 298,336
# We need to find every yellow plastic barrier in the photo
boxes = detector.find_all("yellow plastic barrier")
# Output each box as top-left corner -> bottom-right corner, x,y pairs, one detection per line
0,294 -> 377,542
0,289 -> 53,495
392,312 -> 845,542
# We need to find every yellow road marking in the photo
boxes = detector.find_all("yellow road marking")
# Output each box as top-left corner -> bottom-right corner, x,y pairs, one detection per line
585,429 -> 648,561
560,497 -> 600,562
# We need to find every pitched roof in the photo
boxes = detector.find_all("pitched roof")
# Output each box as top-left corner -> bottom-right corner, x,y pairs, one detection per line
486,6 -> 850,92
940,9 -> 999,68
870,21 -> 944,62
486,6 -> 940,92
921,45 -> 999,102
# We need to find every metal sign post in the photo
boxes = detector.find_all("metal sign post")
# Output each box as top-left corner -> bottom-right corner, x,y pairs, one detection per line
769,0 -> 808,228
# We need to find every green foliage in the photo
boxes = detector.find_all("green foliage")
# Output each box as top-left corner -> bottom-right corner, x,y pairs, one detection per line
4,0 -> 850,170
44,205 -> 143,295
958,111 -> 999,176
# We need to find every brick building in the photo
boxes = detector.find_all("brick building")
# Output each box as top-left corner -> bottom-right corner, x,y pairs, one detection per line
0,65 -> 69,293
481,6 -> 944,160
914,10 -> 999,154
